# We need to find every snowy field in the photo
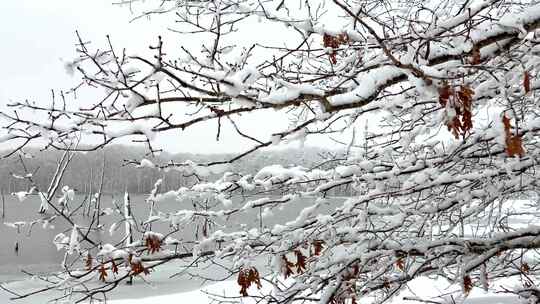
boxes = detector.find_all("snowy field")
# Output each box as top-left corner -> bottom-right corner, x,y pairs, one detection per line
0,265 -> 525,304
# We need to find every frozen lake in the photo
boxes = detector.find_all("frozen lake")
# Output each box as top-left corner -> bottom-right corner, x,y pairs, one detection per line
0,193 -> 344,282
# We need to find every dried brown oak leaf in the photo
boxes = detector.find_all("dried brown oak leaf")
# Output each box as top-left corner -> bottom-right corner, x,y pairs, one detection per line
439,83 -> 474,139
522,262 -> 530,273
85,253 -> 93,271
323,33 -> 349,64
111,260 -> 119,274
237,267 -> 262,296
463,275 -> 473,294
502,114 -> 525,157
282,255 -> 295,278
524,71 -> 531,94
98,264 -> 108,282
396,258 -> 405,271
470,45 -> 481,65
312,240 -> 325,256
295,249 -> 307,274
145,234 -> 162,254
129,255 -> 149,276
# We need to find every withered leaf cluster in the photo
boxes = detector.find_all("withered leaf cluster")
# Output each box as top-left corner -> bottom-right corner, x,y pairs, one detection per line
323,33 -> 349,64
145,234 -> 162,254
502,114 -> 525,157
237,267 -> 262,296
439,84 -> 474,139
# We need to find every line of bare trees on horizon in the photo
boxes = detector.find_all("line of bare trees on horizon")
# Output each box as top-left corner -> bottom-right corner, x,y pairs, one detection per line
0,145 -> 353,196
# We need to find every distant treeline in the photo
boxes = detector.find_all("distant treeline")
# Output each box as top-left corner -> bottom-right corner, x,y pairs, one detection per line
0,145 -> 355,196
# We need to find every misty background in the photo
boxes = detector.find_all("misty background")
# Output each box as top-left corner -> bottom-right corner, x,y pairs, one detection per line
0,146 -> 354,196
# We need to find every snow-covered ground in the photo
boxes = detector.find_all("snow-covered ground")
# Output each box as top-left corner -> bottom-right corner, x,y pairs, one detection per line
0,259 -> 239,304
0,270 -> 524,304
0,249 -> 528,304
108,276 -> 523,304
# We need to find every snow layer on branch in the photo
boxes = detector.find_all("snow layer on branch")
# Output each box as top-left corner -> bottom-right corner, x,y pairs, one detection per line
253,165 -> 315,188
424,0 -> 497,38
169,161 -> 230,177
336,5 -> 537,112
137,158 -> 155,168
125,93 -> 144,113
210,66 -> 261,97
194,163 -> 230,177
98,244 -> 129,260
259,80 -> 324,104
103,120 -> 157,141
144,231 -> 164,240
499,3 -> 540,33
152,190 -> 180,204
334,161 -> 374,177
12,191 -> 30,203
329,66 -> 402,106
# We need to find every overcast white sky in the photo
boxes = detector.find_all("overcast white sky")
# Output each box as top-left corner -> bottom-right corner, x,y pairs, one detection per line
0,0 -> 347,154
1,1 -> 139,100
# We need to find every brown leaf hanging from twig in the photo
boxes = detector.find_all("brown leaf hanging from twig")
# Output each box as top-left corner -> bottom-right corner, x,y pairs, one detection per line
312,240 -> 325,256
111,260 -> 119,274
282,255 -> 295,278
98,264 -> 108,282
145,234 -> 162,254
396,258 -> 405,271
295,249 -> 307,274
471,45 -> 481,65
85,253 -> 93,271
522,262 -> 530,274
237,267 -> 262,296
439,83 -> 474,139
502,114 -> 525,157
463,275 -> 473,295
524,71 -> 531,94
129,254 -> 149,276
323,33 -> 349,64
